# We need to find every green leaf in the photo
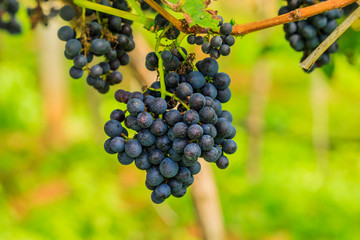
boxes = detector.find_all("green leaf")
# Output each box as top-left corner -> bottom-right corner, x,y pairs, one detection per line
167,0 -> 219,28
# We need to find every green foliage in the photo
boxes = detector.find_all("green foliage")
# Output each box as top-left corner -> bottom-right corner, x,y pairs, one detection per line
166,0 -> 219,28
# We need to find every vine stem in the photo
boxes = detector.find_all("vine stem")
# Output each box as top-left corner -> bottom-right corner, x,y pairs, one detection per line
144,0 -> 357,36
127,0 -> 147,24
73,0 -> 154,27
233,0 -> 358,36
300,2 -> 360,70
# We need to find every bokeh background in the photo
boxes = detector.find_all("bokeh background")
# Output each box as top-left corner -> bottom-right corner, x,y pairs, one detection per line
1,0 -> 360,239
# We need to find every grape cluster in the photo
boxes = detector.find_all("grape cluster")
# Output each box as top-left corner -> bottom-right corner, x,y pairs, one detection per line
0,0 -> 21,34
104,54 -> 237,204
57,1 -> 135,94
187,21 -> 235,59
279,0 -> 343,72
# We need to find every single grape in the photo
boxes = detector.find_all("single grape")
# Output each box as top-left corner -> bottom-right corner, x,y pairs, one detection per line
110,136 -> 125,152
127,98 -> 145,115
184,143 -> 201,161
135,151 -> 152,170
187,34 -> 196,44
150,118 -> 168,136
149,149 -> 165,165
199,135 -> 214,151
149,98 -> 167,115
146,166 -> 164,187
167,179 -> 183,193
65,39 -> 82,57
164,109 -> 182,126
195,36 -> 204,45
220,22 -> 232,35
216,155 -> 229,169
154,183 -> 171,200
110,109 -> 125,122
69,66 -> 83,79
104,119 -> 123,137
118,152 -> 134,165
172,187 -> 187,198
222,139 -> 237,154
151,191 -> 165,204
59,5 -> 75,21
183,109 -> 199,125
104,138 -> 116,154
187,124 -> 204,140
125,139 -> 142,158
155,135 -> 172,152
176,82 -> 193,100
159,158 -> 179,178
58,26 -> 74,41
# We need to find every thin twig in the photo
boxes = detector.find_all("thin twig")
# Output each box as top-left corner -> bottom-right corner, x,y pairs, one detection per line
299,2 -> 360,70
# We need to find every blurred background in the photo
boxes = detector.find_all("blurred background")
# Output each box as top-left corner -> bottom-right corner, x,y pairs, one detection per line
1,0 -> 360,239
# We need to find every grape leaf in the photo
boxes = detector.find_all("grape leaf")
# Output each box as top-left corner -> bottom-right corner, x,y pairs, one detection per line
167,0 -> 219,28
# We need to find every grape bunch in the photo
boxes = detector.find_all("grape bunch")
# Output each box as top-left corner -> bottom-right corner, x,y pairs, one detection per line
0,0 -> 21,34
279,0 -> 343,72
187,21 -> 235,59
57,1 -> 135,94
104,53 -> 237,204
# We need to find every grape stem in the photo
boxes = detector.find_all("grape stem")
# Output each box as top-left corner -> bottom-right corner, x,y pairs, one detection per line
73,0 -> 154,28
144,0 -> 357,36
300,1 -> 360,70
154,25 -> 173,100
81,7 -> 88,56
174,39 -> 187,62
